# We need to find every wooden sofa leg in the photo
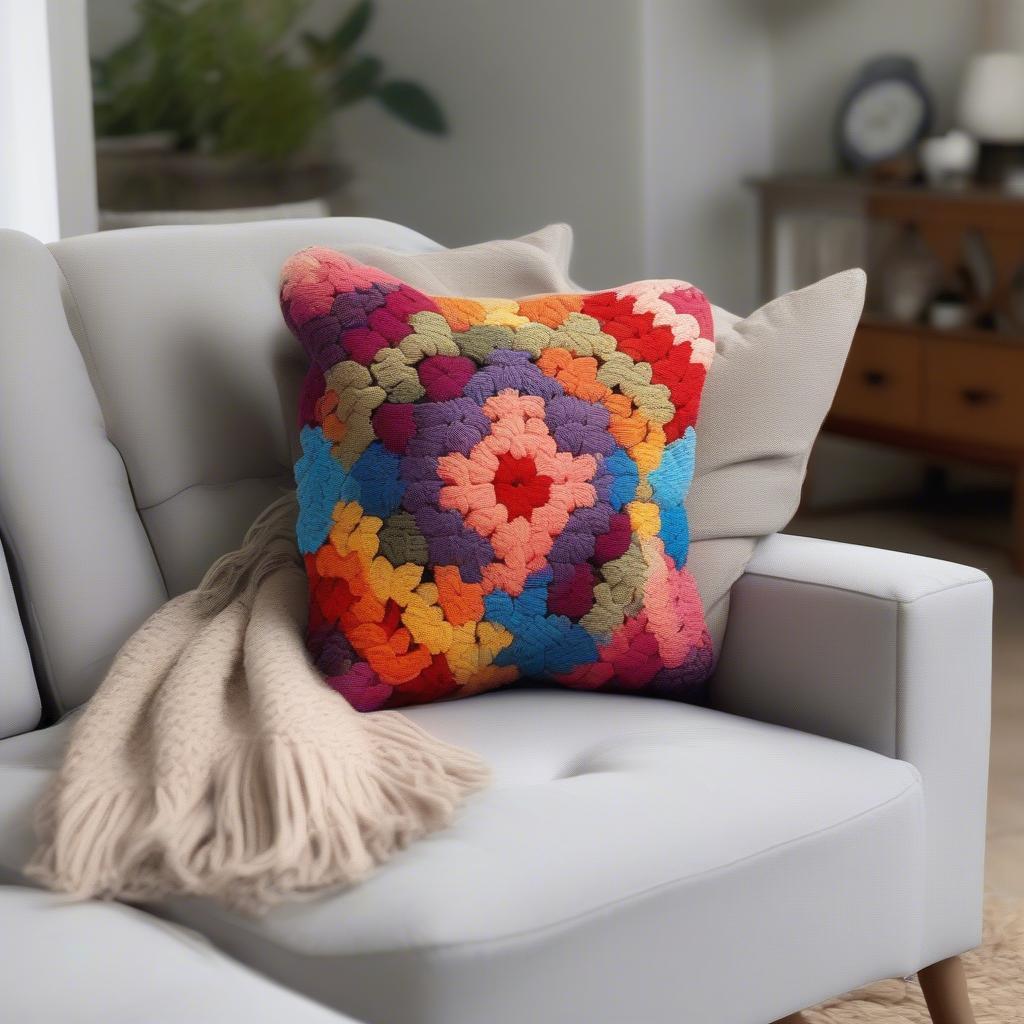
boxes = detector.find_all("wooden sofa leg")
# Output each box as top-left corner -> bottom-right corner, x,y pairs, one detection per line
918,955 -> 976,1024
770,955 -> 975,1024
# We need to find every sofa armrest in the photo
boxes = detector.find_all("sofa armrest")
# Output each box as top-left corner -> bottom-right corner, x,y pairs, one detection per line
712,532 -> 992,965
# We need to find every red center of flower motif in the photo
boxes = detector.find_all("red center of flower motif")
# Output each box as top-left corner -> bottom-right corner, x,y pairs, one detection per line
492,453 -> 553,522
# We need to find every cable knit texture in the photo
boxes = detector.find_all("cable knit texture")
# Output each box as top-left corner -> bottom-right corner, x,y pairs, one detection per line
282,249 -> 716,710
26,494 -> 488,914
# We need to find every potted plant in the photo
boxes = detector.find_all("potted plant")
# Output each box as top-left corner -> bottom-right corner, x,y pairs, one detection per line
93,0 -> 446,225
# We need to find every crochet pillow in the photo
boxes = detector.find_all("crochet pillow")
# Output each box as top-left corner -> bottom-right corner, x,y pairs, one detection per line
281,249 -> 715,710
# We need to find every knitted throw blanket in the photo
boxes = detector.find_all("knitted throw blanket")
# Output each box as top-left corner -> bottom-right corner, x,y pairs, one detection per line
25,493 -> 488,914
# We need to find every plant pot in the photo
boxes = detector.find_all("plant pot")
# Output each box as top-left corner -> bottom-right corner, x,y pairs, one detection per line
95,138 -> 349,227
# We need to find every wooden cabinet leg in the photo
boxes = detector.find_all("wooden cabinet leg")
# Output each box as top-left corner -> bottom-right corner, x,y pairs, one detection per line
918,955 -> 976,1024
1015,465 -> 1024,574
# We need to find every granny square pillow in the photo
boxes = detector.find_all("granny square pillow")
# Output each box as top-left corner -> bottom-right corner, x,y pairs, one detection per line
281,248 -> 716,710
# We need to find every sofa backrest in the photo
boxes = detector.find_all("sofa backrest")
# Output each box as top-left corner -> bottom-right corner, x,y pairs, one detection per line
0,539 -> 39,737
0,218 -> 441,718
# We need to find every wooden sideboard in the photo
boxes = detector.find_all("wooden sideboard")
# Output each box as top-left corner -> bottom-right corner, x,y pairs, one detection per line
753,176 -> 1024,569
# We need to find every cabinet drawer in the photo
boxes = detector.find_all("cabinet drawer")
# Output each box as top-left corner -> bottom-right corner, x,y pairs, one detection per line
924,340 -> 1024,450
831,329 -> 923,429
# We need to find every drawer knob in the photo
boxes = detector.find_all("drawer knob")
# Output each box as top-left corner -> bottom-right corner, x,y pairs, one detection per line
863,369 -> 888,387
961,387 -> 996,406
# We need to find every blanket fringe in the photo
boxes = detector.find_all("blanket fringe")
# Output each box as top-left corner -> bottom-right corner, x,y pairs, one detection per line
27,490 -> 490,914
26,712 -> 488,914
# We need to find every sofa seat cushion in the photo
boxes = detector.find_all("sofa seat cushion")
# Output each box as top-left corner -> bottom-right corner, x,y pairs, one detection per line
0,885 -> 353,1023
0,692 -> 924,1024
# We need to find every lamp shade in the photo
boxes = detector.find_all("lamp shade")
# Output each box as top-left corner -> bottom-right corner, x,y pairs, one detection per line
959,51 -> 1024,142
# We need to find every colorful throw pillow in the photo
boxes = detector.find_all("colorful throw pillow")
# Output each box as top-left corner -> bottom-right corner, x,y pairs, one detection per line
281,248 -> 716,710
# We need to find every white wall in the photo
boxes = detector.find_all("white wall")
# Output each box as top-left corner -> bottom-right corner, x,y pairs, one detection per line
643,0 -> 772,315
768,0 -> 979,172
326,0 -> 645,289
339,0 -> 773,306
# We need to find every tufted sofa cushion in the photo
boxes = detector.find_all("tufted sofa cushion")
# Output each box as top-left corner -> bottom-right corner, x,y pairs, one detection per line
0,689 -> 925,1024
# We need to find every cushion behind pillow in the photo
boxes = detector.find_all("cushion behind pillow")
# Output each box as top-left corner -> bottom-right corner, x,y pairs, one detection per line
339,222 -> 575,298
690,270 -> 866,648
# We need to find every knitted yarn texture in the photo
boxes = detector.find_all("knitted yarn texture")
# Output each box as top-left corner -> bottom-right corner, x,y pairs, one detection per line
26,494 -> 488,913
282,250 -> 716,711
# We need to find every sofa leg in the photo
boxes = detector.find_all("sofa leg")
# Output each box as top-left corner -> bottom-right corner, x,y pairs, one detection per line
918,955 -> 976,1024
770,956 -> 975,1024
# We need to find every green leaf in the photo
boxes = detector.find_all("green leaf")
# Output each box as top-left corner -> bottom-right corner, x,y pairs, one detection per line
99,31 -> 146,82
374,80 -> 447,134
335,55 -> 383,105
218,58 -> 324,160
300,30 -> 334,66
90,0 -> 448,159
331,0 -> 374,54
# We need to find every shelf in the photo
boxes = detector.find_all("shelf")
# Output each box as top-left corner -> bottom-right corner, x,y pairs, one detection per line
823,415 -> 1024,466
859,316 -> 1024,349
749,174 -> 1024,208
753,174 -> 1024,571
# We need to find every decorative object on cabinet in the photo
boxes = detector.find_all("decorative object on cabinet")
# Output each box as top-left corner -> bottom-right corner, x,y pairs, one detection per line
835,56 -> 932,179
753,174 -> 1024,570
958,51 -> 1024,146
958,0 -> 1024,187
876,224 -> 941,323
919,130 -> 978,188
959,51 -> 1024,187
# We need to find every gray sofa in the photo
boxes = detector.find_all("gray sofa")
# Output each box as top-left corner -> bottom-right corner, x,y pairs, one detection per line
0,219 -> 991,1024
1,885 -> 355,1023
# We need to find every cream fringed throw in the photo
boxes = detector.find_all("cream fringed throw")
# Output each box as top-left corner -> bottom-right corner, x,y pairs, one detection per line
26,494 -> 489,914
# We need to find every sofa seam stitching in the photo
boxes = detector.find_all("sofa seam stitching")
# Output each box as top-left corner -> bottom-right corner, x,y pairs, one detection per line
136,471 -> 294,513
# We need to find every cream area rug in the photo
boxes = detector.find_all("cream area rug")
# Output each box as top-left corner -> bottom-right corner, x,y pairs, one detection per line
803,898 -> 1023,1024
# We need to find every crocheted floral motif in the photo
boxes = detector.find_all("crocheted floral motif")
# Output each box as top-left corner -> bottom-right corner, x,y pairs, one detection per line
282,247 -> 715,710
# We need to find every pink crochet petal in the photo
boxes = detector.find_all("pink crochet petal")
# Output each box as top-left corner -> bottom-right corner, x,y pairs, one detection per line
418,356 -> 477,401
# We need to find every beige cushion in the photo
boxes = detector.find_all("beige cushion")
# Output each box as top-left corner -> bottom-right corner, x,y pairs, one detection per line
345,221 -> 574,296
691,271 -> 866,646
